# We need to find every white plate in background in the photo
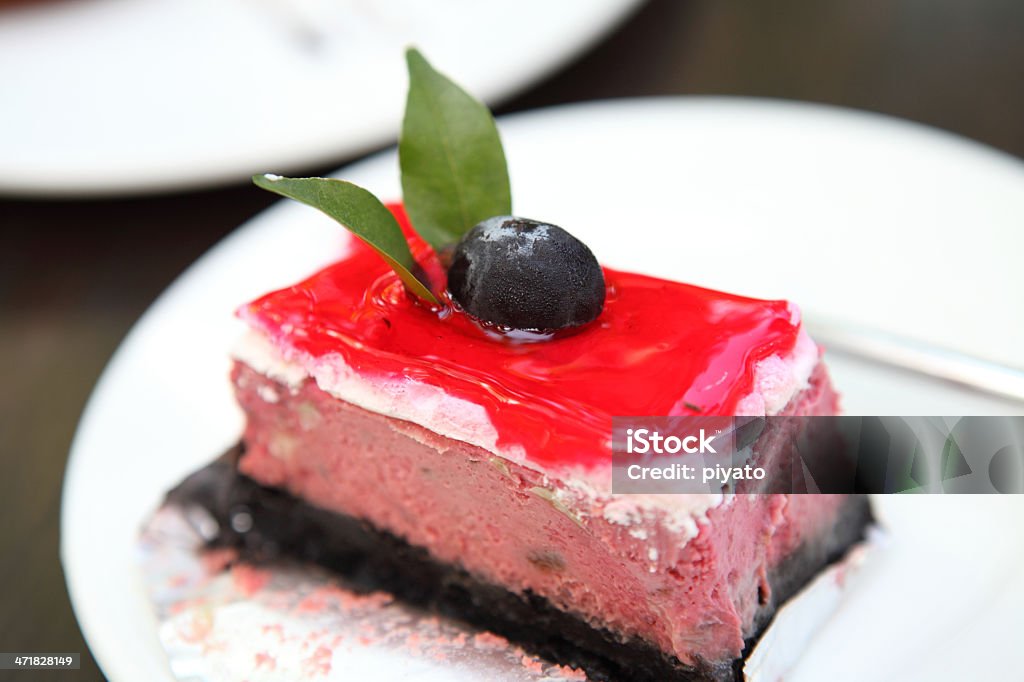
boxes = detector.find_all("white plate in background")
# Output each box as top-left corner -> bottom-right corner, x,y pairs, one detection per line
0,0 -> 640,196
63,98 -> 1024,681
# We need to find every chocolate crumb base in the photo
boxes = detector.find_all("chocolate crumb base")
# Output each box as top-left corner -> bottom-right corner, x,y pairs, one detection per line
166,445 -> 873,682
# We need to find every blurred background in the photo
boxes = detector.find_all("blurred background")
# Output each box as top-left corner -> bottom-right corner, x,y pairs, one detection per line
2,0 -> 1024,678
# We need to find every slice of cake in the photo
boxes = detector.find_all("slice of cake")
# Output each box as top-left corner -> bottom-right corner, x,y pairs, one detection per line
212,203 -> 869,682
165,49 -> 871,681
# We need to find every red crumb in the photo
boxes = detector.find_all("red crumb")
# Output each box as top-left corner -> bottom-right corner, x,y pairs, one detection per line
471,632 -> 510,650
295,586 -> 392,614
168,573 -> 189,588
201,547 -> 238,573
419,615 -> 442,628
231,564 -> 271,597
302,645 -> 332,677
333,589 -> 393,611
550,663 -> 588,680
260,623 -> 285,640
295,592 -> 330,613
404,632 -> 425,657
180,608 -> 213,644
520,655 -> 546,673
254,652 -> 276,670
169,596 -> 207,617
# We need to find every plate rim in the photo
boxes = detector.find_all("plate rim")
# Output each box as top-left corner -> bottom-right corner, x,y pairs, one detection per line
0,0 -> 643,197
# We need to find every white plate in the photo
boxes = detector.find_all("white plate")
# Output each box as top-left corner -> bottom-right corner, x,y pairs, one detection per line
0,0 -> 640,196
62,98 -> 1024,681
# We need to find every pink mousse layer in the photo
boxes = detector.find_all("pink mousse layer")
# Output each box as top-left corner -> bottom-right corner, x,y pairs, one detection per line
234,359 -> 848,667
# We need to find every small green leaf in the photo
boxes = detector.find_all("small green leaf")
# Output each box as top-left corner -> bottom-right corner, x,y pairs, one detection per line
400,48 -> 512,250
253,174 -> 438,304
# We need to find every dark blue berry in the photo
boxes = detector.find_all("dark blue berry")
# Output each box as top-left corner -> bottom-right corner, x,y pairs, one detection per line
447,216 -> 605,331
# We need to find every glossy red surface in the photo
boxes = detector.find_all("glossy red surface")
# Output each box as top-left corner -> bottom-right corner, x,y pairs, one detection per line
241,205 -> 802,469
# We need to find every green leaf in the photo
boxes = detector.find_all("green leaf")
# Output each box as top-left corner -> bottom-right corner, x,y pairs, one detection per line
400,48 -> 512,250
252,174 -> 438,304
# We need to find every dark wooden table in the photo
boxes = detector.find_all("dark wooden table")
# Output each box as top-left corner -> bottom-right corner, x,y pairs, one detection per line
2,0 -> 1022,679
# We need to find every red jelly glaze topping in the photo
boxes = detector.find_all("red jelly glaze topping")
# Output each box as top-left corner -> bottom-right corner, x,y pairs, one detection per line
242,204 -> 802,470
